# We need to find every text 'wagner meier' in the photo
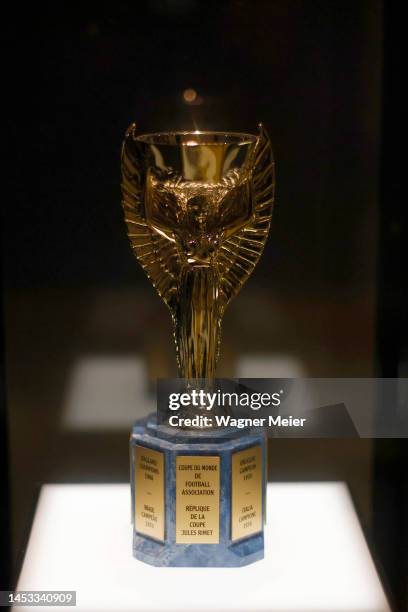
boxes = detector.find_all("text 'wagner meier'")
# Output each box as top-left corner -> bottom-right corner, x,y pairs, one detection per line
167,389 -> 306,429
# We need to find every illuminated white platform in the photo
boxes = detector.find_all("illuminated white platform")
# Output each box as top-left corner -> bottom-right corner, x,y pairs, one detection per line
15,483 -> 390,612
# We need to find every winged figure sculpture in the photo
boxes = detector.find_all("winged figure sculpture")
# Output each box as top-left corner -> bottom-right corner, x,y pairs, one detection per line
121,124 -> 275,380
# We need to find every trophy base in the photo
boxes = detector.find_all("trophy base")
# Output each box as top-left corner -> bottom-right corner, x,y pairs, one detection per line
130,414 -> 267,567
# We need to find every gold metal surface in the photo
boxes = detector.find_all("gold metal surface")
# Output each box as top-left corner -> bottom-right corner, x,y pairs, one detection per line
231,445 -> 262,541
121,126 -> 275,383
134,445 -> 165,541
176,455 -> 220,543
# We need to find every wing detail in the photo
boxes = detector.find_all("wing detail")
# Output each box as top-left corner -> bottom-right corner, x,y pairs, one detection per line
218,124 -> 275,305
121,124 -> 182,311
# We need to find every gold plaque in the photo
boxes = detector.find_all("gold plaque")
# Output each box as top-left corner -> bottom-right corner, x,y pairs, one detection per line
231,445 -> 262,542
176,456 -> 220,544
134,445 -> 165,542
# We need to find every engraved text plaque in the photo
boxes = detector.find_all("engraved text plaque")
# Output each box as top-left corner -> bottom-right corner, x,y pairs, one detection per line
176,455 -> 220,544
231,445 -> 262,541
135,445 -> 165,542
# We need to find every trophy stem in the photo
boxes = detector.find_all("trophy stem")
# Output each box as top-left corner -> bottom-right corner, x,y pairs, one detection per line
174,266 -> 222,381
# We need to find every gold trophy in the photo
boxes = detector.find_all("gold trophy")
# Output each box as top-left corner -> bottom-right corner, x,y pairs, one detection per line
122,125 -> 275,566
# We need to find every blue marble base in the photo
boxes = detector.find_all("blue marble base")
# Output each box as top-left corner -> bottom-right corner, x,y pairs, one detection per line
130,414 -> 267,567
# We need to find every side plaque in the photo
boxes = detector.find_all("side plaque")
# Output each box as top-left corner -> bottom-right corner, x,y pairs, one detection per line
176,455 -> 220,544
134,445 -> 165,542
231,445 -> 262,542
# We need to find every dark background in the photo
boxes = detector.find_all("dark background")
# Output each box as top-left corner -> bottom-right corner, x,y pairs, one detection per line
2,1 -> 407,610
7,0 -> 380,293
